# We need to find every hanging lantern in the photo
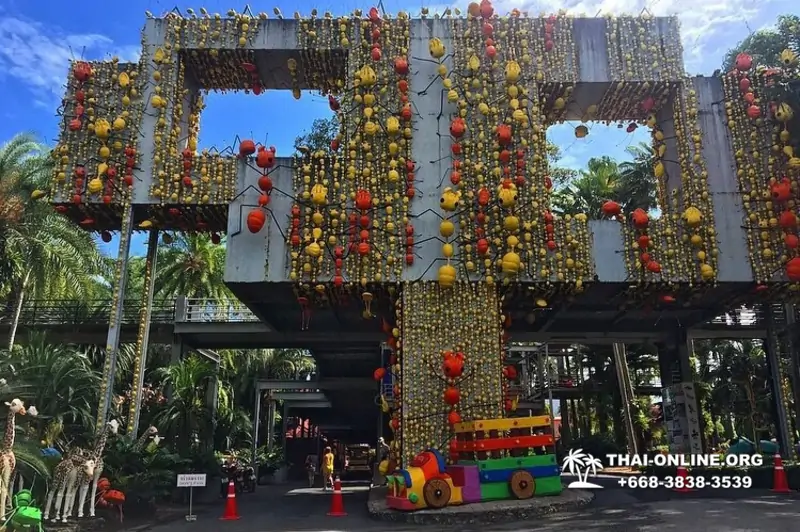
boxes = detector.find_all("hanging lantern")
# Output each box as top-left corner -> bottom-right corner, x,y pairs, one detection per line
574,124 -> 589,138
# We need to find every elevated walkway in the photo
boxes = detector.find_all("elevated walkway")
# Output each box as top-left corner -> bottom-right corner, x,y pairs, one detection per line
0,296 -> 383,349
1,297 -> 786,350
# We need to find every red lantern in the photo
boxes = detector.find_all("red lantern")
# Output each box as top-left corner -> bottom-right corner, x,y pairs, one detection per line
246,209 -> 266,233
771,179 -> 792,202
239,139 -> 256,157
442,353 -> 464,378
780,211 -> 797,229
785,234 -> 799,249
443,386 -> 460,405
373,367 -> 386,381
746,105 -> 761,119
502,365 -> 518,380
601,200 -> 621,217
735,53 -> 752,71
73,61 -> 93,82
394,57 -> 409,75
355,189 -> 372,211
479,0 -> 494,19
256,146 -> 276,169
258,175 -> 273,192
448,410 -> 461,426
787,257 -> 800,282
631,208 -> 649,229
450,117 -> 466,138
646,261 -> 662,273
739,78 -> 751,92
496,124 -> 512,146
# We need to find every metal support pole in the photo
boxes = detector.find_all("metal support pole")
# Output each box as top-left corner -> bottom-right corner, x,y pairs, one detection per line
127,229 -> 159,436
265,397 -> 276,451
784,304 -> 800,449
280,401 -> 289,458
765,305 -> 792,456
252,386 -> 261,484
612,343 -> 639,455
96,204 -> 134,430
545,344 -> 555,438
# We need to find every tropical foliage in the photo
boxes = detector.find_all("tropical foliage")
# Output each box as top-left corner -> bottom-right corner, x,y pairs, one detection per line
551,142 -> 659,218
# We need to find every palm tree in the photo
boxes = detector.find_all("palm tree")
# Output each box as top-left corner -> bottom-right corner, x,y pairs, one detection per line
151,355 -> 221,454
0,335 -> 100,438
617,142 -> 658,213
153,234 -> 232,302
552,147 -> 659,219
551,156 -> 621,218
0,134 -> 106,349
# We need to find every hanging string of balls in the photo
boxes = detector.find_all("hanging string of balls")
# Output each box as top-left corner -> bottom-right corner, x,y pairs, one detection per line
722,49 -> 800,286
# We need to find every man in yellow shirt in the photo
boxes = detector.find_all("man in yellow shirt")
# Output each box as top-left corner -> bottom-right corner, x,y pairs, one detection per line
321,446 -> 335,490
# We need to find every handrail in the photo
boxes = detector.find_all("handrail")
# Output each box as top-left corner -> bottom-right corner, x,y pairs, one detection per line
1,299 -> 176,325
183,298 -> 260,323
1,297 -> 258,326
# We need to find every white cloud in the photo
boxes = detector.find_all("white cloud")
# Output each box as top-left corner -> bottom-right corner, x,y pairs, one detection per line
0,15 -> 140,106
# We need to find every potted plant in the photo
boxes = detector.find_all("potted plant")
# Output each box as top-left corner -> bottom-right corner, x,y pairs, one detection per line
259,448 -> 289,485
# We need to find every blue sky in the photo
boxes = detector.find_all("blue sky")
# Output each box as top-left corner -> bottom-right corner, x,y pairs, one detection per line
0,0 -> 791,256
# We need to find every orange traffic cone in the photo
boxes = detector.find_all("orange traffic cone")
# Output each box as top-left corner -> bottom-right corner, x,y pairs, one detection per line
673,465 -> 695,493
771,454 -> 791,493
220,479 -> 241,520
327,476 -> 347,517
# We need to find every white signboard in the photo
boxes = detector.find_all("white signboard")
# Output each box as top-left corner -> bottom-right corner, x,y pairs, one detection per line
177,473 -> 207,488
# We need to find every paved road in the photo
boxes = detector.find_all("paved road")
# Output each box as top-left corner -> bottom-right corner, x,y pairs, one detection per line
140,479 -> 800,532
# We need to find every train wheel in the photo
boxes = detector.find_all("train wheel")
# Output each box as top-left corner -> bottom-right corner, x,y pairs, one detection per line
509,470 -> 536,499
423,478 -> 452,509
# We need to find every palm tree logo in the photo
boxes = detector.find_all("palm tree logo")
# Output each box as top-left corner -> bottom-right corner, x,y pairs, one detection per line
562,448 -> 604,489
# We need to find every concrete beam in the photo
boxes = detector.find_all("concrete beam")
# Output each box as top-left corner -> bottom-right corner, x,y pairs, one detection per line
272,392 -> 327,402
511,331 -> 669,343
687,328 -> 766,340
314,351 -> 377,360
285,400 -> 331,409
257,378 -> 375,392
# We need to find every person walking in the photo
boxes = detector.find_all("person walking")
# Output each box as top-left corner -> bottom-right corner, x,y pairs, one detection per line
321,446 -> 335,490
304,455 -> 316,488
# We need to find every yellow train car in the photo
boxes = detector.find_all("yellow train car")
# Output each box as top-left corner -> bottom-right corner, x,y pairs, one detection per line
385,449 -> 463,510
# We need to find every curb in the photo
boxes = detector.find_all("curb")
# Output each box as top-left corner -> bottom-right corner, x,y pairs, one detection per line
367,486 -> 595,525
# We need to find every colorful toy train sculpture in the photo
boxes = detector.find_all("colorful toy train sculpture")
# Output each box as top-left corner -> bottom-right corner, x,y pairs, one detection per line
386,415 -> 562,510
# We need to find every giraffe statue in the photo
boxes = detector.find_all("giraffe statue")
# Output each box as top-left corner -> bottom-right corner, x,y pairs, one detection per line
133,426 -> 159,453
75,419 -> 119,519
43,450 -> 96,523
0,398 -> 26,521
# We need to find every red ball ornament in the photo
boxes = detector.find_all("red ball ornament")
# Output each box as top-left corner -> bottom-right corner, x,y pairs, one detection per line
443,386 -> 460,406
373,367 -> 386,381
447,410 -> 461,426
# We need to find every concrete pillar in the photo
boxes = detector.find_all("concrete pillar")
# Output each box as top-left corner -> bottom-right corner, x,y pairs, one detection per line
612,343 -> 638,455
127,229 -> 159,437
784,304 -> 800,450
658,328 -> 706,453
97,204 -> 134,430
